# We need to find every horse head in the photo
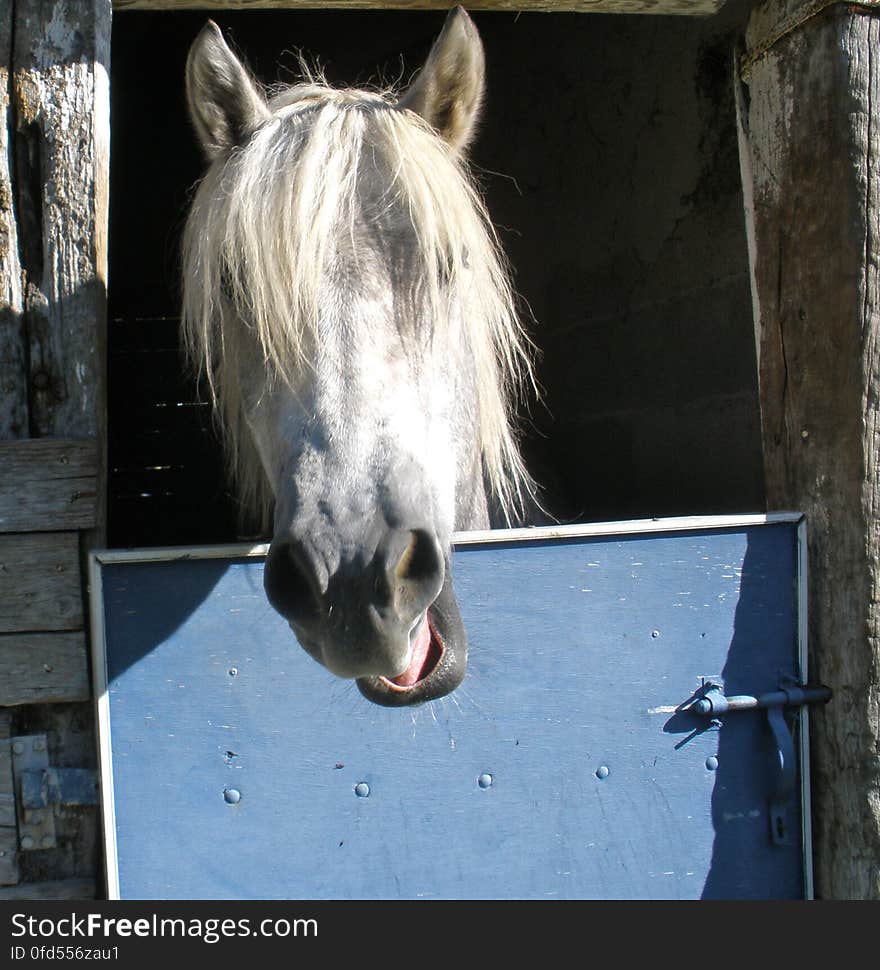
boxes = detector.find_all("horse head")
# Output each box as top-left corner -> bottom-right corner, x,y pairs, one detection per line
182,8 -> 536,706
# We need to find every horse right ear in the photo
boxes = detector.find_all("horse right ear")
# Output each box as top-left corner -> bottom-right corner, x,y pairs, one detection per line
397,6 -> 486,153
186,21 -> 271,161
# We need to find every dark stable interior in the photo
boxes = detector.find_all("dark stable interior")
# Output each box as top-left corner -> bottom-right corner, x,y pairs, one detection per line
108,6 -> 763,549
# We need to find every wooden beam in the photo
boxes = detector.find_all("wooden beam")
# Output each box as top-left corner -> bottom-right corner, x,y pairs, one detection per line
0,533 -> 83,633
0,4 -> 27,441
0,439 -> 98,533
9,0 -> 110,443
0,878 -> 96,899
0,632 -> 90,706
739,0 -> 880,898
0,741 -> 13,826
742,0 -> 880,80
0,827 -> 18,887
112,0 -> 725,14
0,713 -> 18,885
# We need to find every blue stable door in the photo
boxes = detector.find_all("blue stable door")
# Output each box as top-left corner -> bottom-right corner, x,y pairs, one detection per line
91,514 -> 814,899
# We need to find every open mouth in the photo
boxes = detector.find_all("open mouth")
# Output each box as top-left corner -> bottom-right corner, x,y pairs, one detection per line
357,573 -> 465,706
380,611 -> 444,693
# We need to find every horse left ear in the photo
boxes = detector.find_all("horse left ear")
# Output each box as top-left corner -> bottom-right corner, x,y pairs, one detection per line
397,7 -> 486,153
186,20 -> 271,161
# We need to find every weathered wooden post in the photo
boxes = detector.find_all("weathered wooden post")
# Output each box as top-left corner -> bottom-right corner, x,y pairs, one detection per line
739,0 -> 880,898
0,0 -> 110,897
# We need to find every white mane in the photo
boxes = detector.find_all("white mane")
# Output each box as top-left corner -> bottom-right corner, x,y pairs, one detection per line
182,79 -> 538,525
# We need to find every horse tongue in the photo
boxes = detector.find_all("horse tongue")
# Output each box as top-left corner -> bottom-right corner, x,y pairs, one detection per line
390,615 -> 433,688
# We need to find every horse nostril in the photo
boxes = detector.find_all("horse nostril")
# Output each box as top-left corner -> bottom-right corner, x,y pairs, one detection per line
389,529 -> 444,615
394,529 -> 440,581
264,540 -> 325,623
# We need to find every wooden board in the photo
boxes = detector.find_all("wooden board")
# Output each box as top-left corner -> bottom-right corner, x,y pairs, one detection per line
7,0 -> 110,442
0,533 -> 83,633
0,878 -> 95,900
0,632 -> 90,706
0,711 -> 18,885
742,0 -> 880,79
91,515 -> 813,900
112,1 -> 725,16
0,0 -> 27,440
0,828 -> 18,887
0,439 -> 98,533
0,743 -> 13,826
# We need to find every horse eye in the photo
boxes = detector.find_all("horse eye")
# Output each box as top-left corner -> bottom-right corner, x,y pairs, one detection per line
219,265 -> 236,303
439,249 -> 470,284
440,254 -> 455,284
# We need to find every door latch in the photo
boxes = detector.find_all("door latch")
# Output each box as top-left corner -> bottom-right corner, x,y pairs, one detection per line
686,681 -> 831,846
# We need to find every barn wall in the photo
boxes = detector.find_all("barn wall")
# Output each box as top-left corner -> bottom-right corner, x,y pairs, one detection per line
107,3 -> 763,546
0,0 -> 110,898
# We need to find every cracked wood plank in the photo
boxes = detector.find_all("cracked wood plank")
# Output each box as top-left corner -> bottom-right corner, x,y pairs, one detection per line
0,1 -> 27,440
0,438 -> 98,532
10,0 -> 110,443
0,711 -> 17,885
0,532 -> 83,633
0,877 -> 95,898
0,632 -> 90,706
0,0 -> 110,894
741,0 -> 880,899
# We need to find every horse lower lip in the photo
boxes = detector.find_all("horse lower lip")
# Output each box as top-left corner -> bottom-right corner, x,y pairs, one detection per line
382,613 -> 443,691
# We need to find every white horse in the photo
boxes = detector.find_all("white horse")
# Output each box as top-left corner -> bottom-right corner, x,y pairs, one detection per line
182,8 -> 538,706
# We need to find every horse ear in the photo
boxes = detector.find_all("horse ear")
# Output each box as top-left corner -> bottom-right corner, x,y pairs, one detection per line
397,7 -> 486,153
186,21 -> 271,161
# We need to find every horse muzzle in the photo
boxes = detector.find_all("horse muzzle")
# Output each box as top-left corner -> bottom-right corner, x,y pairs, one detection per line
264,526 -> 467,703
